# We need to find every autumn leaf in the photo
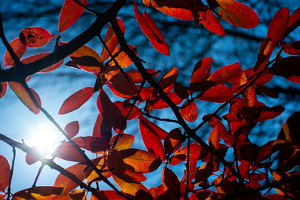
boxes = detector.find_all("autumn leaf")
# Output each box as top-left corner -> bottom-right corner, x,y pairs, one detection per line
109,71 -> 138,97
101,18 -> 125,62
21,52 -> 63,73
158,67 -> 177,93
108,45 -> 137,70
0,82 -> 7,99
12,186 -> 63,200
277,111 -> 300,147
190,57 -> 213,87
138,116 -> 166,159
4,38 -> 27,66
110,134 -> 135,151
134,0 -> 170,55
114,101 -> 141,120
126,69 -> 157,83
73,136 -> 111,152
19,27 -> 53,48
120,148 -> 161,173
64,121 -> 79,138
180,101 -> 199,122
54,142 -> 86,162
92,114 -> 113,141
213,0 -> 259,29
97,90 -> 126,130
9,82 -> 41,114
162,167 -> 180,197
198,85 -> 233,103
0,156 -> 10,193
164,128 -> 185,155
170,144 -> 202,165
58,0 -> 87,32
207,62 -> 241,85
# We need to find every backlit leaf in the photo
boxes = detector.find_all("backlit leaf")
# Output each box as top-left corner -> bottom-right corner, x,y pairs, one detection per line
54,162 -> 92,194
180,101 -> 198,122
202,9 -> 225,36
215,0 -> 259,29
114,101 -> 141,120
21,52 -> 63,73
109,45 -> 137,69
283,41 -> 300,55
97,90 -> 126,130
170,144 -> 201,165
64,121 -> 79,138
284,7 -> 300,38
109,71 -> 138,96
0,82 -> 7,99
158,67 -> 177,93
138,116 -> 166,159
269,56 -> 300,83
190,57 -> 213,87
266,8 -> 290,46
101,18 -> 125,62
0,155 -> 10,192
9,82 -> 41,114
162,167 -> 180,196
207,62 -> 241,84
12,186 -> 63,200
59,87 -> 94,114
54,142 -> 86,162
73,136 -> 110,152
164,128 -> 185,155
69,44 -> 102,73
19,27 -> 53,48
4,38 -> 27,66
152,92 -> 183,109
277,111 -> 300,147
92,114 -> 113,140
198,85 -> 233,103
126,69 -> 156,83
110,134 -> 135,151
58,0 -> 87,32
121,149 -> 161,173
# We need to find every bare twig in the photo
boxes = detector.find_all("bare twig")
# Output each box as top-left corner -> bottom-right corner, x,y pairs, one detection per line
6,147 -> 16,200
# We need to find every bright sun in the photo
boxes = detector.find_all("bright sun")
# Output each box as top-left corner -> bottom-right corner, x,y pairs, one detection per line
27,122 -> 64,158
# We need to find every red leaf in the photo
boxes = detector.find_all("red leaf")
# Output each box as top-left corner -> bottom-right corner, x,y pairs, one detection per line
198,85 -> 233,103
114,101 -> 141,120
266,8 -> 290,46
126,69 -> 157,83
59,87 -> 94,114
25,146 -> 40,165
190,57 -> 213,87
202,9 -> 225,36
0,155 -> 10,192
283,41 -> 300,55
207,62 -> 241,85
19,27 -> 53,48
164,128 -> 185,155
101,18 -> 125,62
92,114 -> 113,140
258,104 -> 285,122
284,7 -> 300,38
134,0 -> 170,55
138,116 -> 166,159
97,90 -> 126,130
109,71 -> 138,97
180,101 -> 199,122
4,38 -> 27,66
54,142 -> 86,162
58,0 -> 87,32
21,52 -> 63,73
152,92 -> 183,109
73,136 -> 110,152
64,121 -> 79,138
9,82 -> 41,114
0,82 -> 7,99
158,67 -> 177,93
170,144 -> 201,165
215,0 -> 259,29
277,111 -> 300,147
108,45 -> 137,70
162,167 -> 180,197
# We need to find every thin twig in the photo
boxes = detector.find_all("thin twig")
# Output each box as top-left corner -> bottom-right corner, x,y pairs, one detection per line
6,147 -> 16,200
141,111 -> 179,123
73,0 -> 99,16
184,135 -> 191,200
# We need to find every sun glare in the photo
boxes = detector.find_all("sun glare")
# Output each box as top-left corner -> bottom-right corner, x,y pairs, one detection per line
27,122 -> 64,158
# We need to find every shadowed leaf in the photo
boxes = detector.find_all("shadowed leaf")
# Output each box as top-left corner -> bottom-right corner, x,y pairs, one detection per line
19,27 -> 53,48
0,82 -> 7,99
0,155 -> 10,192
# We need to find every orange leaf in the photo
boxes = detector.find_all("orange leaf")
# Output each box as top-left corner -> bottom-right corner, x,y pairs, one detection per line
97,90 -> 126,130
170,144 -> 201,165
110,134 -> 135,151
158,67 -> 177,93
164,128 -> 185,155
12,186 -> 63,199
109,45 -> 137,70
134,0 -> 169,55
21,52 -> 63,73
64,121 -> 79,138
69,44 -> 102,73
215,0 -> 259,29
126,69 -> 156,83
0,155 -> 10,192
266,8 -> 290,46
58,0 -> 87,32
190,57 -> 213,87
198,85 -> 233,103
19,27 -> 53,48
59,87 -> 94,114
101,18 -> 125,62
180,101 -> 198,122
207,62 -> 241,84
54,163 -> 92,194
0,82 -> 7,99
4,38 -> 27,66
138,116 -> 166,159
121,149 -> 161,173
9,82 -> 41,114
